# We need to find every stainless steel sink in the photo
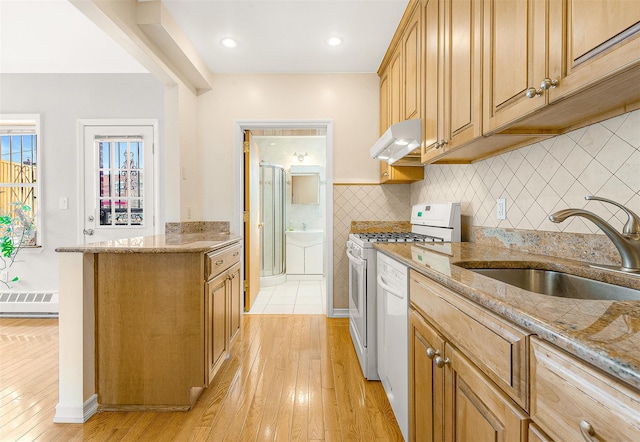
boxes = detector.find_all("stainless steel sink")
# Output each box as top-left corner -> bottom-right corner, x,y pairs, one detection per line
467,268 -> 640,301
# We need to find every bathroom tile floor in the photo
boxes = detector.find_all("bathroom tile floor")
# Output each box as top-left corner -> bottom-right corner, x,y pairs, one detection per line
246,279 -> 326,314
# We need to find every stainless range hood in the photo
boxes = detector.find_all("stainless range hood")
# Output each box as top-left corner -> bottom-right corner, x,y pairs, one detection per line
369,119 -> 422,165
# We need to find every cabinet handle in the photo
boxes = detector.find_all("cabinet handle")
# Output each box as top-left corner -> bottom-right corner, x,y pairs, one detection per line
579,420 -> 597,442
233,251 -> 239,257
437,140 -> 448,149
426,347 -> 439,359
525,87 -> 543,98
382,172 -> 389,177
540,77 -> 559,90
434,356 -> 450,368
215,259 -> 224,265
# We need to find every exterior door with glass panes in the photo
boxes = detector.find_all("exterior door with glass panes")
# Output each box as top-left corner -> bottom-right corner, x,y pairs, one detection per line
83,124 -> 155,243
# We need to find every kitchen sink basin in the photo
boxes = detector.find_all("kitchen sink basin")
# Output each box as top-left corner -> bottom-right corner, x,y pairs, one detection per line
467,268 -> 640,301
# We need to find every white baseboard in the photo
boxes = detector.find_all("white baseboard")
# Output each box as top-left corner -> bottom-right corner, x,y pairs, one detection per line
330,308 -> 349,318
53,394 -> 98,423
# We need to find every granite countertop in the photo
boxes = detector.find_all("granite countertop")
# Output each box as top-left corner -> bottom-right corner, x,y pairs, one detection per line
374,242 -> 640,391
56,233 -> 242,254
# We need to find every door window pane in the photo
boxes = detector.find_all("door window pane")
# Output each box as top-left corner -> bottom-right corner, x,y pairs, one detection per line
95,137 -> 144,227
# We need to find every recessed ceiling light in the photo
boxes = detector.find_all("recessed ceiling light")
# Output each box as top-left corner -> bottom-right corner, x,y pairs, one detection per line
326,36 -> 343,47
220,38 -> 238,48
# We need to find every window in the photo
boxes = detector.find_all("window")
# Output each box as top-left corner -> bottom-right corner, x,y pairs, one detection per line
95,136 -> 144,227
0,115 -> 40,247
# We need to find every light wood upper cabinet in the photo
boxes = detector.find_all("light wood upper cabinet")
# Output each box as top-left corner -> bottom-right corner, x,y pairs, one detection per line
403,2 -> 422,121
484,0 -> 640,134
442,0 -> 483,151
422,0 -> 484,162
379,72 -> 389,137
421,0 -> 442,163
483,0 -> 548,133
548,0 -> 640,103
383,0 -> 640,164
377,0 -> 424,183
379,160 -> 424,184
389,45 -> 403,126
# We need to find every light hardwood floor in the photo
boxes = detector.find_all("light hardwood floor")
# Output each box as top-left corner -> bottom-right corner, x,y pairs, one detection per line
0,315 -> 402,441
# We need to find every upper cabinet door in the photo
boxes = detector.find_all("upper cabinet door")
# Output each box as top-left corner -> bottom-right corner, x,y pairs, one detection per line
442,0 -> 483,151
389,45 -> 403,126
548,0 -> 640,103
379,72 -> 390,136
483,0 -> 547,134
403,2 -> 422,121
421,0 -> 443,163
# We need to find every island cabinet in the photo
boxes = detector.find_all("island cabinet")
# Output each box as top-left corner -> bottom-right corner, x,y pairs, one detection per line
409,269 -> 531,441
96,240 -> 242,411
483,0 -> 640,135
205,242 -> 242,385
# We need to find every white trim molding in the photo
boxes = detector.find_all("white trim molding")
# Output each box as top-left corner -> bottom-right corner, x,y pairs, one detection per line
234,120 -> 335,316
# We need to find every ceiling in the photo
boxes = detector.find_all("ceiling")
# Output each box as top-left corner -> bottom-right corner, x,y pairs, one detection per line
0,0 -> 409,74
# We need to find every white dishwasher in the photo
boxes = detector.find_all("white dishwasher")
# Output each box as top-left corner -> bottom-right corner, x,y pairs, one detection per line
376,251 -> 408,441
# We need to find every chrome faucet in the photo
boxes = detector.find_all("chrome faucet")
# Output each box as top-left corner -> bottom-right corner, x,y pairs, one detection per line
549,196 -> 640,273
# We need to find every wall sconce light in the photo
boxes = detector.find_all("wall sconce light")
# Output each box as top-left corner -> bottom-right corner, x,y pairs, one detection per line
293,152 -> 308,162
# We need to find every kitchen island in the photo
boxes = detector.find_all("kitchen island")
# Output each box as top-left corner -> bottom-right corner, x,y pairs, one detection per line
374,241 -> 640,440
54,233 -> 241,422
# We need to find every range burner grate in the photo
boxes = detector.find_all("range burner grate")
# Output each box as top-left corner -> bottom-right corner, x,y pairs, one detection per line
352,232 -> 444,243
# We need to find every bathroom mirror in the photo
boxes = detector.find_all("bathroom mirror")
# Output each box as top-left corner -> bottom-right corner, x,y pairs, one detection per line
291,173 -> 319,204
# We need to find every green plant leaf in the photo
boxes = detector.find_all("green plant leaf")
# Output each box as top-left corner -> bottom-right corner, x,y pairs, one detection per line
11,276 -> 18,282
1,236 -> 14,258
0,216 -> 11,225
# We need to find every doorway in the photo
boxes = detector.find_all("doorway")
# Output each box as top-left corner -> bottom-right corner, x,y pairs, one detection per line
79,120 -> 159,244
235,120 -> 334,316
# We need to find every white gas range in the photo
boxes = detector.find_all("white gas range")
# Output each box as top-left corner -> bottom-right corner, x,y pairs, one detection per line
346,202 -> 461,380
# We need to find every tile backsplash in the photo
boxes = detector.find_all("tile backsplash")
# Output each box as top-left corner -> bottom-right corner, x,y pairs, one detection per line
331,109 -> 639,312
332,184 -> 411,309
412,109 -> 640,236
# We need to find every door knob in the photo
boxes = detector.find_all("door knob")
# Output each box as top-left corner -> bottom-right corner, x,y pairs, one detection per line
525,87 -> 543,98
87,216 -> 94,222
83,229 -> 94,236
540,77 -> 559,90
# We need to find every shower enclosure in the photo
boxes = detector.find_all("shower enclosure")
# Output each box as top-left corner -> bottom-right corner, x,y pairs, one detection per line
259,163 -> 286,286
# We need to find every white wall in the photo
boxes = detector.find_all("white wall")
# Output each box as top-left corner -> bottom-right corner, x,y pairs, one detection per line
197,73 -> 380,228
0,73 -> 164,292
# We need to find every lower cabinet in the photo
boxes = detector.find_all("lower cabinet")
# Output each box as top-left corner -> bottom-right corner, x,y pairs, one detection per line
286,234 -> 323,275
409,308 -> 529,442
205,243 -> 242,385
229,263 -> 241,341
531,337 -> 640,441
206,271 -> 229,384
409,269 -> 640,442
409,309 -> 445,442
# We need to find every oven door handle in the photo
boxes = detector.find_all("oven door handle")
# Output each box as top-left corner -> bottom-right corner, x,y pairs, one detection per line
346,249 -> 366,269
377,274 -> 404,299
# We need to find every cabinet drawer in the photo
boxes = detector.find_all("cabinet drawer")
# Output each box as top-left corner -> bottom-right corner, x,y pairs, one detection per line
409,270 -> 529,409
205,243 -> 241,280
531,337 -> 640,441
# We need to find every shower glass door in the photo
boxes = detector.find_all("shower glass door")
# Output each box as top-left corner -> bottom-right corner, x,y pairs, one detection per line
260,164 -> 286,279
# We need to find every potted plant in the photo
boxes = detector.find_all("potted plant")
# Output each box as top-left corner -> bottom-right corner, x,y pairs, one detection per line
0,202 -> 35,288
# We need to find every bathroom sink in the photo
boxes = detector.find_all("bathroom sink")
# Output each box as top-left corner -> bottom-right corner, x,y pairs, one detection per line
285,230 -> 324,243
466,268 -> 640,301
